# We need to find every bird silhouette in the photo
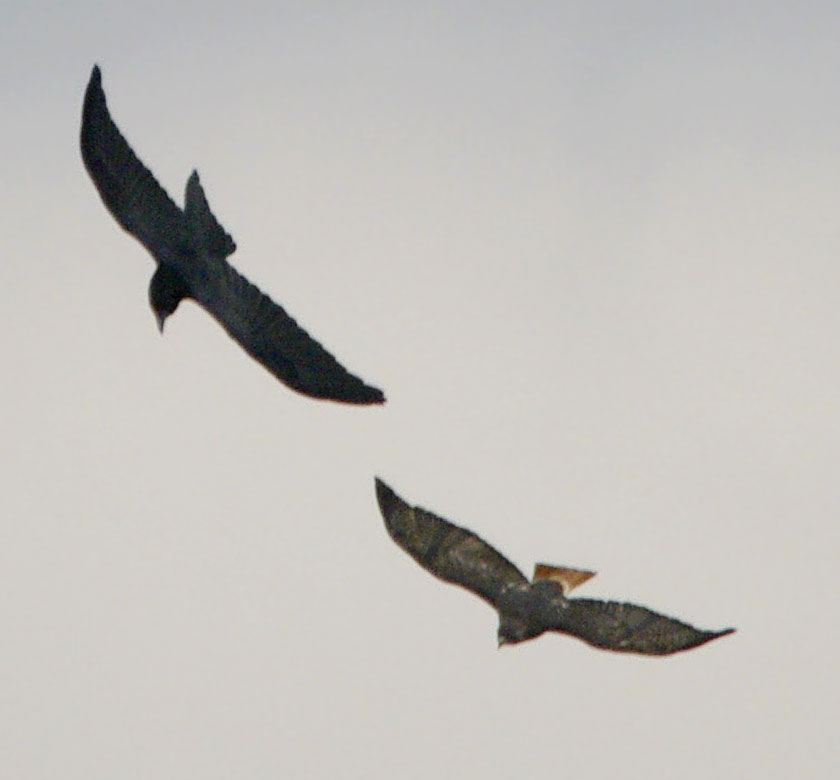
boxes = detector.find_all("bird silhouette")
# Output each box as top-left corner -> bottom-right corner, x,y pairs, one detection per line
80,65 -> 384,404
375,478 -> 734,655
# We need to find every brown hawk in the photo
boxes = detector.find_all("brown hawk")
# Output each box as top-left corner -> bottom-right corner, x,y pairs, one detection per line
376,478 -> 734,655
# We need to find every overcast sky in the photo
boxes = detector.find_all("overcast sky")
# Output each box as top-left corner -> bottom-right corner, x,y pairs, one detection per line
2,2 -> 838,778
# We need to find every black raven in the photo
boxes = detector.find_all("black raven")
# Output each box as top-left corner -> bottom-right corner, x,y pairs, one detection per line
81,66 -> 384,404
375,478 -> 735,655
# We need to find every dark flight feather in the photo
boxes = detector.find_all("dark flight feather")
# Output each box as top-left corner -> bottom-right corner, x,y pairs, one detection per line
375,478 -> 735,656
376,478 -> 527,607
551,598 -> 727,656
80,66 -> 189,261
81,65 -> 384,405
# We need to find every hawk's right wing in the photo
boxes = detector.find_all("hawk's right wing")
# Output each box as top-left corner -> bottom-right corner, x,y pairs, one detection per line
375,479 -> 528,608
551,598 -> 735,655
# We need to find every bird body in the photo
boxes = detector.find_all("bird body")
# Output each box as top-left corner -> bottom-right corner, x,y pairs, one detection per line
81,65 -> 384,404
375,478 -> 734,655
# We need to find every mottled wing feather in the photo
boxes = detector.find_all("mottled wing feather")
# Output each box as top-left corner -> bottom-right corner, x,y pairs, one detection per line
195,261 -> 385,403
80,66 -> 189,260
551,598 -> 735,655
375,479 -> 527,607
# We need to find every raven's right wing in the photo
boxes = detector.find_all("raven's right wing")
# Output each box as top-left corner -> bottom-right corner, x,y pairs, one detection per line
80,66 -> 189,261
551,598 -> 735,655
375,479 -> 528,607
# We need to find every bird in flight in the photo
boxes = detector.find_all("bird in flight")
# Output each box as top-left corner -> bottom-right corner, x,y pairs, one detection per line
375,478 -> 734,655
80,65 -> 384,404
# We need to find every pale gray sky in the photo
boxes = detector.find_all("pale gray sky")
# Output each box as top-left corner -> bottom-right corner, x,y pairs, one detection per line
2,2 -> 838,778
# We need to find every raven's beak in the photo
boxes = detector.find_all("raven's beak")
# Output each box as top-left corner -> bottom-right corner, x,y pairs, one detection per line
155,313 -> 165,333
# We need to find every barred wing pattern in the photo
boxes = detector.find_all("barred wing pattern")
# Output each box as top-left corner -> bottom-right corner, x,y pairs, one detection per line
376,478 -> 734,655
375,478 -> 527,607
552,598 -> 734,655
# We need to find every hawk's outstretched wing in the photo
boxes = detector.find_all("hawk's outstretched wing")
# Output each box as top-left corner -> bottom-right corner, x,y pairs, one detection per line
552,598 -> 735,655
375,478 -> 527,607
80,66 -> 384,404
375,479 -> 734,654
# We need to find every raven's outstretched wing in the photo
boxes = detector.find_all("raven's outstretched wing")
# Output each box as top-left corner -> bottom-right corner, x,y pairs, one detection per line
375,478 -> 527,607
551,598 -> 735,655
80,65 -> 190,261
197,241 -> 386,403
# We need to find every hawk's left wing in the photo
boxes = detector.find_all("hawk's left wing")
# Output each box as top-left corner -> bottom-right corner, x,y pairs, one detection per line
375,479 -> 528,608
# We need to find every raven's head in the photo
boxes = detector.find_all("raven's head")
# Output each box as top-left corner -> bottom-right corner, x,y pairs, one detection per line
149,265 -> 189,332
